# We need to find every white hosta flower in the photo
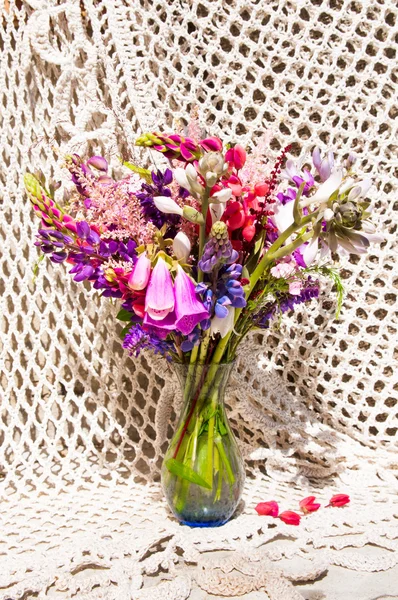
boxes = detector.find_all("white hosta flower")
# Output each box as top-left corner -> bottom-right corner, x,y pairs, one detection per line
301,169 -> 343,208
303,237 -> 319,267
153,196 -> 183,215
273,201 -> 295,233
173,231 -> 191,262
210,306 -> 235,339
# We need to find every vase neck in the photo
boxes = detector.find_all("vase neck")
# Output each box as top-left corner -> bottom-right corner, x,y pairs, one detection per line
172,361 -> 234,405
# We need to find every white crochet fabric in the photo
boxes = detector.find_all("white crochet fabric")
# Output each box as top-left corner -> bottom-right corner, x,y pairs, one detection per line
0,1 -> 397,598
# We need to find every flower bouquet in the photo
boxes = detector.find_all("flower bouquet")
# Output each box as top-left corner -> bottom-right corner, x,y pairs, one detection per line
25,118 -> 382,527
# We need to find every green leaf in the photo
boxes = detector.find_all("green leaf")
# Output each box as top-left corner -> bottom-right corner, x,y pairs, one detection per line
165,458 -> 212,489
196,437 -> 209,482
116,309 -> 134,322
120,324 -> 132,339
121,160 -> 152,183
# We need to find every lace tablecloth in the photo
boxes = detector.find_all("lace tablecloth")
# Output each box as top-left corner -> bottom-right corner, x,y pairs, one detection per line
1,1 -> 397,598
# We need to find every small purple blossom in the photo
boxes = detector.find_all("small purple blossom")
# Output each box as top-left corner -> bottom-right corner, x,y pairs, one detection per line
257,282 -> 319,328
123,323 -> 173,359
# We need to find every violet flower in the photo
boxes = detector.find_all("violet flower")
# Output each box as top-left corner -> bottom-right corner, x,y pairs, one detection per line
123,323 -> 173,359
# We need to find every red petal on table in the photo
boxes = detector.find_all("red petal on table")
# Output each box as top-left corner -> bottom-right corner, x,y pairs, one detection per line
279,511 -> 301,526
327,494 -> 350,507
255,501 -> 279,517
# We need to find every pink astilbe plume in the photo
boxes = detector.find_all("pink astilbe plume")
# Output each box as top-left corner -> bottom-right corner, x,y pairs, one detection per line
240,130 -> 274,187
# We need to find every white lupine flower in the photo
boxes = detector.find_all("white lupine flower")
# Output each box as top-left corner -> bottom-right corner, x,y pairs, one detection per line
210,188 -> 232,204
153,196 -> 183,215
210,306 -> 235,338
173,232 -> 191,262
174,168 -> 190,190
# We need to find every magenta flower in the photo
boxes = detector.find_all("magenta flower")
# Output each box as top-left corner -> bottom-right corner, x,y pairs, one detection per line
174,266 -> 209,335
128,252 -> 151,291
199,137 -> 223,152
145,257 -> 174,320
143,310 -> 177,340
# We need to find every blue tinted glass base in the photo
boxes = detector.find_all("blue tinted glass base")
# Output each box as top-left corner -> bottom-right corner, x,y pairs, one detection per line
180,518 -> 229,528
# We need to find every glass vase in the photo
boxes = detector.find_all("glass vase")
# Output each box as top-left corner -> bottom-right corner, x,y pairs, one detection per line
161,361 -> 245,527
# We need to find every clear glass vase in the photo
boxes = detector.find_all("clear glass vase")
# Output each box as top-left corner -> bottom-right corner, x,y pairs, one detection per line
161,361 -> 245,527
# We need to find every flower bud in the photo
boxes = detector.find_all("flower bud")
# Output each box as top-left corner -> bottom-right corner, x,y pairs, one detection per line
128,252 -> 151,290
153,196 -> 183,216
87,156 -> 108,172
182,205 -> 205,224
173,232 -> 191,262
198,152 -> 226,177
199,137 -> 223,152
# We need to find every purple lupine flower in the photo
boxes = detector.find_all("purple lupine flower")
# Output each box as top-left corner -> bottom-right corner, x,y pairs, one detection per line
181,325 -> 202,352
136,169 -> 181,233
123,323 -> 173,359
195,263 -> 246,321
198,221 -> 238,273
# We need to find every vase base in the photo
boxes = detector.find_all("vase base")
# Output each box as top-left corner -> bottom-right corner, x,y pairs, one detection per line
179,518 -> 229,528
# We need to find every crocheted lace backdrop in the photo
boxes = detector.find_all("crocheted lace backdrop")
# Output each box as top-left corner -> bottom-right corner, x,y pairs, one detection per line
0,1 -> 397,598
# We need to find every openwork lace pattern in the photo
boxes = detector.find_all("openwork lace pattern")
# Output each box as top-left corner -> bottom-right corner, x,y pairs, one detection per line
0,0 -> 397,598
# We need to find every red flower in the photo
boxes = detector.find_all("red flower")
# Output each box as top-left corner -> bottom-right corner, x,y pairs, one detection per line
255,501 -> 279,517
279,511 -> 301,526
299,496 -> 321,514
327,494 -> 350,508
225,144 -> 247,170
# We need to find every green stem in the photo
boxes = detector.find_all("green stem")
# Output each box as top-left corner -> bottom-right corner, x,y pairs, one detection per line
215,437 -> 235,485
198,195 -> 209,283
205,390 -> 217,486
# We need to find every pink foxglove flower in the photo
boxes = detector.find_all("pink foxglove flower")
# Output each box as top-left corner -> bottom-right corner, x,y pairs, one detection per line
143,310 -> 176,340
128,252 -> 151,291
174,266 -> 209,335
327,494 -> 350,508
299,496 -> 321,514
279,511 -> 301,526
145,257 -> 174,320
255,501 -> 279,517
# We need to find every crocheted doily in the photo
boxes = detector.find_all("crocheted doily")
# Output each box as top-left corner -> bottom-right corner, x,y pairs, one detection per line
0,1 -> 397,598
